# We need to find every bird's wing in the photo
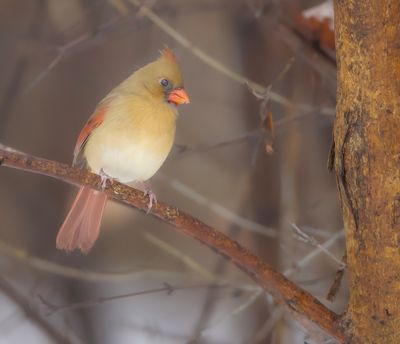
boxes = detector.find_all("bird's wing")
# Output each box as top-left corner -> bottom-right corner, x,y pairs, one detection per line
73,103 -> 109,167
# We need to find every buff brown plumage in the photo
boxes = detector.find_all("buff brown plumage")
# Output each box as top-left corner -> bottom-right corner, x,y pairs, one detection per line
56,48 -> 190,253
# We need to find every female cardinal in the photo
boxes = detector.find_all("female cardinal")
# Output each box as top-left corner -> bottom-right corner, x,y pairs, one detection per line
56,48 -> 190,253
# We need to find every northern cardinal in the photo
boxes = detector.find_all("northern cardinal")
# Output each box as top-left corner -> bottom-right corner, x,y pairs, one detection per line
56,48 -> 190,253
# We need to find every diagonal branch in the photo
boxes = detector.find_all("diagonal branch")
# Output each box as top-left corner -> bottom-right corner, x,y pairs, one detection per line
119,0 -> 291,106
0,145 -> 346,343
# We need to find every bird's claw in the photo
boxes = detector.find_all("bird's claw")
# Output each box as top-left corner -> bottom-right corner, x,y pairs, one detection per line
144,189 -> 157,213
99,168 -> 113,191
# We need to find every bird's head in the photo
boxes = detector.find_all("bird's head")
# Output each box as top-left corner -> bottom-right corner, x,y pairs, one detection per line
134,47 -> 190,106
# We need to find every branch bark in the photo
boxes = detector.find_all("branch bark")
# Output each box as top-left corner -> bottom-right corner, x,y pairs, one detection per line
333,1 -> 400,342
0,146 -> 345,342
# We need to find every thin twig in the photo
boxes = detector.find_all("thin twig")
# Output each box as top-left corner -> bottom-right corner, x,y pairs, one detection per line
172,108 -> 334,161
0,236 -> 254,290
275,23 -> 336,94
0,277 -> 71,344
0,0 -> 46,135
0,238 -> 171,283
118,320 -> 192,341
284,230 -> 345,277
203,288 -> 264,331
249,230 -> 344,343
120,0 -> 291,107
144,233 -> 218,281
39,282 -> 233,315
122,0 -> 336,117
251,230 -> 345,342
252,307 -> 285,343
290,223 -> 346,269
24,16 -> 118,93
252,56 -> 295,156
0,146 -> 346,342
172,129 -> 260,159
326,253 -> 347,302
158,174 -> 277,238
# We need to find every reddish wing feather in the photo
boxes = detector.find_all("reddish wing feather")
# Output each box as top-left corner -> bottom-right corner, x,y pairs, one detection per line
73,104 -> 108,162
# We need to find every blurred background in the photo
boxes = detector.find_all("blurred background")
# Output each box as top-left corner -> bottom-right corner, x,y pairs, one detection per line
0,0 -> 345,343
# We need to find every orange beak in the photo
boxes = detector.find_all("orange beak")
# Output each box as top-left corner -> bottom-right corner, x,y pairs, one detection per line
168,88 -> 190,105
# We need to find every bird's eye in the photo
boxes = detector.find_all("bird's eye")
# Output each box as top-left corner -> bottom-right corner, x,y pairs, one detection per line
160,79 -> 170,88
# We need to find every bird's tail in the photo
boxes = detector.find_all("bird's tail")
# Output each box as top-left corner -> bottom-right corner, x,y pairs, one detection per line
56,186 -> 107,253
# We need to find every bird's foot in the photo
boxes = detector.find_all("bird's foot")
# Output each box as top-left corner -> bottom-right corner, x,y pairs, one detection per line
99,168 -> 113,191
143,186 -> 157,213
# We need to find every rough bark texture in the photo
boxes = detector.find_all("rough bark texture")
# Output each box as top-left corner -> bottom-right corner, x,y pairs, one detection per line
334,1 -> 400,342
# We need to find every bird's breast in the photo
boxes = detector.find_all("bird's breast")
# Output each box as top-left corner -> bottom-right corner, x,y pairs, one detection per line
83,98 -> 176,182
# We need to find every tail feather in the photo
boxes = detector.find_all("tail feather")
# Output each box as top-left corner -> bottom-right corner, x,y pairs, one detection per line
56,186 -> 107,253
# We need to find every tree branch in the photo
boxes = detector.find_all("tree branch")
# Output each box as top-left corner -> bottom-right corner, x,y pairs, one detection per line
0,277 -> 71,344
117,0 -> 292,106
39,282 -> 233,315
0,146 -> 346,342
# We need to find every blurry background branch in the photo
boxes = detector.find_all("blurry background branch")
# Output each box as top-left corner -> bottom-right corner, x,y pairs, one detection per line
24,16 -> 119,93
0,276 -> 72,344
0,144 -> 345,342
39,282 -> 237,315
122,0 -> 290,104
114,0 -> 336,117
0,238 -> 167,283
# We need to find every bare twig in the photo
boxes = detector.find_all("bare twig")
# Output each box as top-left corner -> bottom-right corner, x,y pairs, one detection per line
0,0 -> 46,135
290,223 -> 345,269
0,232 -> 254,289
0,238 -> 174,283
122,0 -> 336,118
172,129 -> 260,159
0,277 -> 71,344
274,23 -> 336,94
146,233 -> 266,337
245,0 -> 268,18
252,307 -> 285,343
203,288 -> 264,331
39,282 -> 233,315
326,253 -> 347,302
172,108 -> 334,161
283,230 -> 344,277
24,16 -> 118,93
144,234 -> 259,293
252,56 -> 295,155
251,230 -> 345,342
158,174 -> 277,238
144,233 -> 218,281
0,146 -> 346,342
118,0 -> 292,107
118,319 -> 191,341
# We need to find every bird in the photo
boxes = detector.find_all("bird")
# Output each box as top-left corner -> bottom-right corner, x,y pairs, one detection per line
56,47 -> 190,254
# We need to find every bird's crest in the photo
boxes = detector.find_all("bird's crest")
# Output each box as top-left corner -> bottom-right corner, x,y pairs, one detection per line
160,46 -> 177,62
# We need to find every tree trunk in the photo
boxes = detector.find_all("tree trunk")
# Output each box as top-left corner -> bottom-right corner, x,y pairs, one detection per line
334,1 -> 400,342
